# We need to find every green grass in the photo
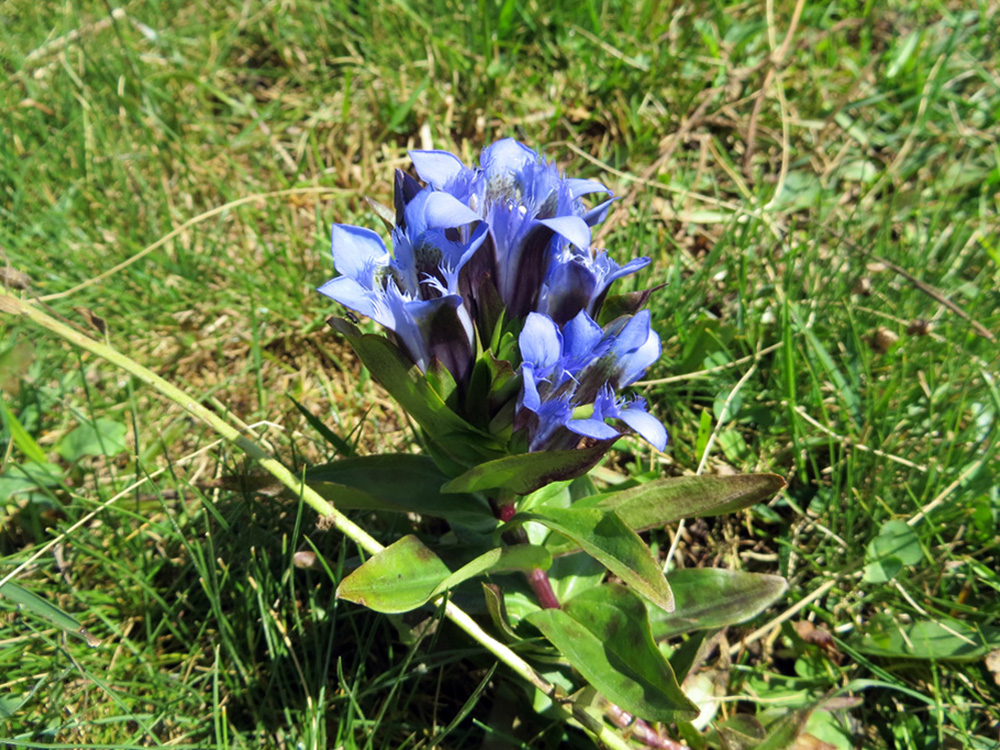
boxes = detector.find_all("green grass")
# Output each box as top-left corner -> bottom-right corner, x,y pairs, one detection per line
2,0 -> 998,747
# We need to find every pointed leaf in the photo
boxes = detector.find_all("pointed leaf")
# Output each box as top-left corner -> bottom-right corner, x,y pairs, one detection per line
337,535 -> 550,614
596,286 -> 663,327
647,568 -> 787,639
549,473 -> 786,555
596,473 -> 786,527
439,544 -> 551,594
505,505 -> 673,612
0,399 -> 47,464
0,581 -> 100,646
330,318 -> 501,464
306,454 -> 495,530
337,535 -> 451,613
526,584 -> 698,722
441,442 -> 611,495
482,583 -> 521,641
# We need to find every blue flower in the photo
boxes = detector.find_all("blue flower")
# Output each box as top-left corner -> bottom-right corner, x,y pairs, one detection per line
321,138 -> 666,457
318,186 -> 484,383
516,311 -> 666,451
539,243 -> 651,325
410,139 -> 615,318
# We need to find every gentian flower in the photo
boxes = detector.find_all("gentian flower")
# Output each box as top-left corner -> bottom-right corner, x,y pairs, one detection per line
540,241 -> 651,325
516,311 -> 666,452
409,139 -> 616,318
319,183 -> 485,384
321,138 -> 666,457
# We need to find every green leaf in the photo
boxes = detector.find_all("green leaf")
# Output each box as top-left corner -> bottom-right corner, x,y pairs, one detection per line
0,460 -> 63,499
853,617 -> 1000,661
440,545 -> 551,596
0,580 -> 100,646
306,453 -> 495,530
505,505 -> 673,612
526,584 -> 698,722
336,535 -> 550,614
441,442 -> 610,495
0,398 -> 47,464
330,318 -> 501,464
695,409 -> 712,462
337,536 -> 452,613
482,583 -> 521,641
863,519 -> 922,583
596,286 -> 660,327
648,568 -> 788,639
568,473 -> 786,541
56,417 -> 128,463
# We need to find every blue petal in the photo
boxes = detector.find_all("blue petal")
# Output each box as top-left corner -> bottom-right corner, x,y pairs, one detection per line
582,197 -> 616,226
520,362 -> 542,411
330,224 -> 389,278
422,191 -> 482,229
409,149 -> 466,189
317,276 -> 383,322
542,259 -> 597,325
618,404 -> 667,451
564,177 -> 610,199
602,256 -> 651,287
619,330 -> 661,387
567,417 -> 620,441
519,313 -> 563,370
537,215 -> 591,251
529,397 -> 574,451
562,310 -> 604,360
482,139 -> 537,173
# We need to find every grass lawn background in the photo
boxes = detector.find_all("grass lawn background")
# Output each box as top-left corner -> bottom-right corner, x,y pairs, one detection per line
1,0 -> 998,747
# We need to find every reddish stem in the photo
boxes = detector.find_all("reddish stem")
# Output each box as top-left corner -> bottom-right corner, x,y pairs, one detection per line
492,498 -> 561,609
527,567 -> 561,609
607,704 -> 689,749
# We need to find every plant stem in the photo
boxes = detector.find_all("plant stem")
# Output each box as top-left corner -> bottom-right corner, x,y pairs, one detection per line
0,290 -> 636,750
497,507 -> 562,610
528,567 -> 561,609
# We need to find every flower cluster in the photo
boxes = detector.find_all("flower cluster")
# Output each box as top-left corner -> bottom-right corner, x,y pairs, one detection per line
320,139 -> 665,454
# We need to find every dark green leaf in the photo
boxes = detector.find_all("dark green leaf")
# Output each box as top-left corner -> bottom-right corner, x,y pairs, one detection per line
549,474 -> 786,555
506,505 -> 673,612
596,285 -> 662,327
482,583 -> 521,641
649,569 -> 788,639
305,454 -> 495,530
526,584 -> 698,722
441,442 -> 610,495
